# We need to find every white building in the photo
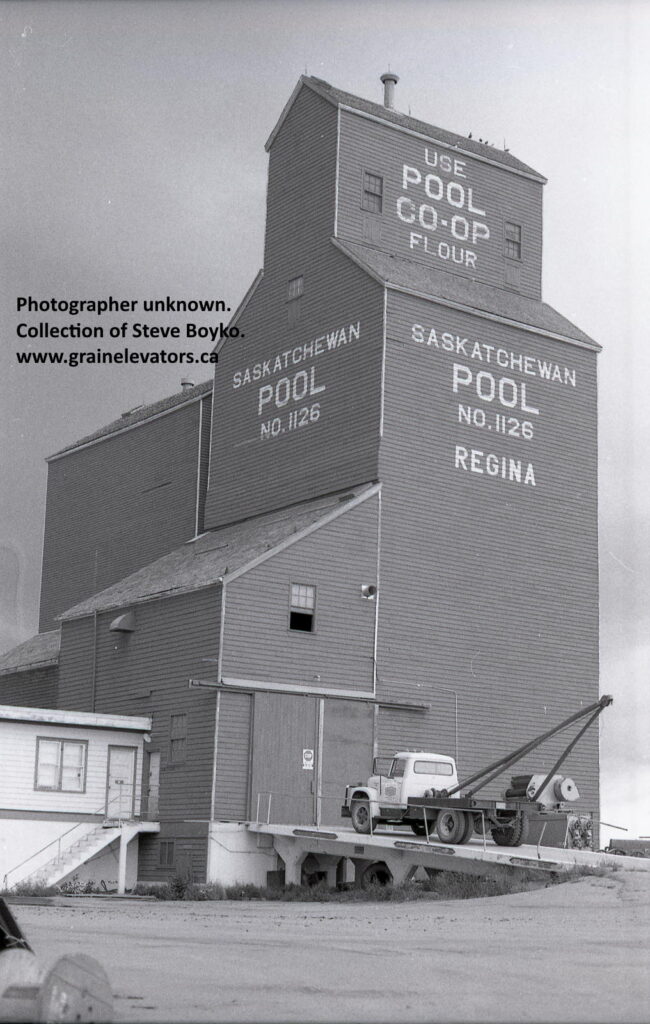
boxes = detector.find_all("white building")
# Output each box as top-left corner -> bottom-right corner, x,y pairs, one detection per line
0,704 -> 158,893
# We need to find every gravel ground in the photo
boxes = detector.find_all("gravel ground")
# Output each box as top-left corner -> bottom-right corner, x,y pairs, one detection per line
8,871 -> 650,1024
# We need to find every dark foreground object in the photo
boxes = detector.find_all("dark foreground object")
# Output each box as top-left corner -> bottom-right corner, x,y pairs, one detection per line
0,898 -> 113,1022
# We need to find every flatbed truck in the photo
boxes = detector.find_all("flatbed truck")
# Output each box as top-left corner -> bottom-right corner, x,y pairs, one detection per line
342,695 -> 612,847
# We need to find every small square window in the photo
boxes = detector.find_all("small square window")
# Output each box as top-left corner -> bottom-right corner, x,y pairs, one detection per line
170,714 -> 187,764
159,839 -> 175,867
289,583 -> 316,632
287,276 -> 303,301
504,222 -> 522,260
361,172 -> 383,214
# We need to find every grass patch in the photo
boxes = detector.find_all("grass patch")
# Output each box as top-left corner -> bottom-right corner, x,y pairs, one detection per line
1,880 -> 60,897
133,869 -> 551,902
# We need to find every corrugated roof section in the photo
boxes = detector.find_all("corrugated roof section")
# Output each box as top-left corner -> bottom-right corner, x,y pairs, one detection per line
58,486 -> 377,620
334,239 -> 599,350
0,630 -> 61,677
268,76 -> 545,182
49,379 -> 213,459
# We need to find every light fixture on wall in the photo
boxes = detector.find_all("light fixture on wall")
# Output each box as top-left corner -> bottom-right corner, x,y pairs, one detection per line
360,584 -> 377,600
109,611 -> 136,632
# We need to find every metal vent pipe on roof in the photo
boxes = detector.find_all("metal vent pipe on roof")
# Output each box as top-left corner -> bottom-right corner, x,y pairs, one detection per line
380,71 -> 399,110
180,378 -> 195,391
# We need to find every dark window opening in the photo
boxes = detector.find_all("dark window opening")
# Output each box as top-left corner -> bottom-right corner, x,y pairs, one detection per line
504,222 -> 522,260
159,839 -> 175,867
289,583 -> 315,632
361,172 -> 383,214
289,610 -> 313,632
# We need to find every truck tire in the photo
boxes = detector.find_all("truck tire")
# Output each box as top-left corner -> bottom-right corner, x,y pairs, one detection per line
410,813 -> 437,836
361,861 -> 393,888
436,809 -> 468,844
458,811 -> 474,844
491,813 -> 529,847
350,800 -> 372,834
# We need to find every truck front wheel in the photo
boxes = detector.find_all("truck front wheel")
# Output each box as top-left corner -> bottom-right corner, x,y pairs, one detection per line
350,800 -> 373,834
436,809 -> 471,844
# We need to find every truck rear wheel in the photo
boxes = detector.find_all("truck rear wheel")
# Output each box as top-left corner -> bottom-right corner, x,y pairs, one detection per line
436,809 -> 470,844
350,800 -> 372,834
491,813 -> 529,847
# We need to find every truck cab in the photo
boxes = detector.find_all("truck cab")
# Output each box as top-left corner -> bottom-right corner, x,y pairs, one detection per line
343,752 -> 459,835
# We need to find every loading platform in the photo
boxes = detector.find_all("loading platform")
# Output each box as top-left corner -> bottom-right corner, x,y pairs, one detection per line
247,822 -> 650,887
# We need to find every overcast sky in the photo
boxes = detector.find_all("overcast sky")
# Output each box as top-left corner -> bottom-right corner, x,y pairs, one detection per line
1,0 -> 649,840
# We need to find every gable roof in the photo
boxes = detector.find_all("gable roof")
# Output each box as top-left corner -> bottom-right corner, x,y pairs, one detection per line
0,630 -> 60,677
266,76 -> 545,183
334,239 -> 599,351
59,485 -> 379,620
48,379 -> 213,460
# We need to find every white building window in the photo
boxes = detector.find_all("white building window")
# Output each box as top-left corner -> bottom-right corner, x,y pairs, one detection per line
35,738 -> 87,792
289,583 -> 316,632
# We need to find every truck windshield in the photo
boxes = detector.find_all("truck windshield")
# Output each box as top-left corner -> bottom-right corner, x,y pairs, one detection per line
389,759 -> 406,778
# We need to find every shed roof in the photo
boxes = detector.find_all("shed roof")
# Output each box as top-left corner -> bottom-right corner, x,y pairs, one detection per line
48,379 -> 213,460
335,239 -> 599,351
0,704 -> 151,732
267,76 -> 545,182
0,630 -> 60,677
59,485 -> 378,620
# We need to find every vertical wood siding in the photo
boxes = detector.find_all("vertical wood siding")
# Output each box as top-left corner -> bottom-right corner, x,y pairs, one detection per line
0,667 -> 57,708
376,290 -> 599,820
221,496 -> 379,691
204,87 -> 384,529
337,110 -> 543,300
250,692 -> 318,825
40,400 -> 205,630
213,690 -> 252,820
319,698 -> 374,825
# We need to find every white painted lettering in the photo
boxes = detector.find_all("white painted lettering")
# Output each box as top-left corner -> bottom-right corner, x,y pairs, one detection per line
402,165 -> 421,189
397,196 -> 416,223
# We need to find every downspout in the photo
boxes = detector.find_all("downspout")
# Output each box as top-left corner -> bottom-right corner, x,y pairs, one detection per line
91,610 -> 98,712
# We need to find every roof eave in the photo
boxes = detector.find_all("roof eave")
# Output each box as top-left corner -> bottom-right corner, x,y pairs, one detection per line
265,76 -> 336,151
332,238 -> 600,352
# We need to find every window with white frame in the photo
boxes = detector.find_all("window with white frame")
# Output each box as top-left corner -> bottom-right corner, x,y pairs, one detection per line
35,737 -> 87,792
289,583 -> 316,632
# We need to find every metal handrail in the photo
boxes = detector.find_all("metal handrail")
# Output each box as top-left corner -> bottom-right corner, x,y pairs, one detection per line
2,793 -> 126,890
